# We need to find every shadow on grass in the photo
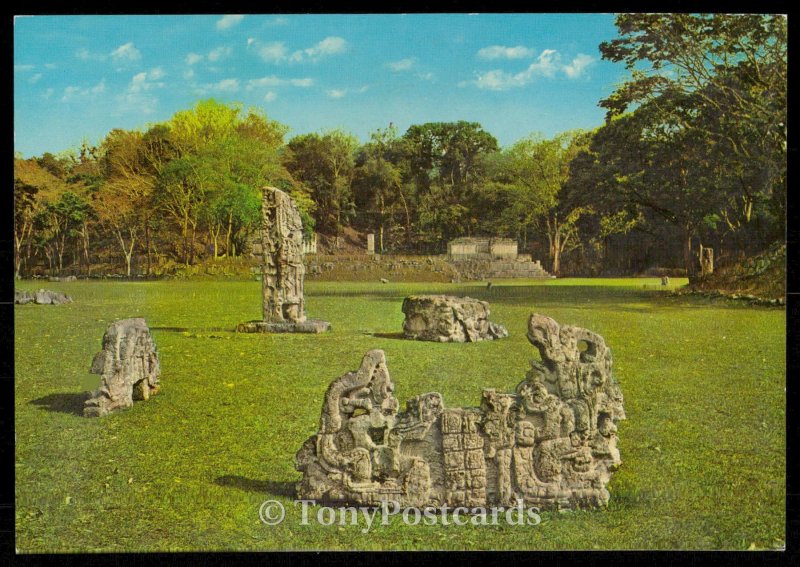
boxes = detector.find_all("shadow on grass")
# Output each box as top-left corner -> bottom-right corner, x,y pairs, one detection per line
214,475 -> 295,497
370,332 -> 407,340
150,326 -> 233,333
30,392 -> 89,415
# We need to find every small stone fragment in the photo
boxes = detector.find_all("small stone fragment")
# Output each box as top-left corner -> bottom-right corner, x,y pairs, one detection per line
84,318 -> 160,417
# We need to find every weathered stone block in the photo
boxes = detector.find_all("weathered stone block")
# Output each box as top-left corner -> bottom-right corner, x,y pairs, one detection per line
15,289 -> 72,305
295,313 -> 625,510
84,318 -> 160,417
401,295 -> 508,342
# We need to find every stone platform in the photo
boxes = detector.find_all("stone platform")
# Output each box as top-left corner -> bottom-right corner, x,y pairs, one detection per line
236,319 -> 331,334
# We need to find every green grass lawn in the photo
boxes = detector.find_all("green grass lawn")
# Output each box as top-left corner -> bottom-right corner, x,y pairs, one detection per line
14,278 -> 785,551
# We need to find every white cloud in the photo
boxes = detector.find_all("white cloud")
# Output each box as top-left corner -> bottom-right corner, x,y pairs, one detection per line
44,63 -> 56,70
43,88 -> 54,99
208,46 -> 232,62
250,36 -> 347,64
246,75 -> 314,89
216,15 -> 244,30
473,69 -> 524,90
214,78 -> 240,91
29,73 -> 43,84
417,72 -> 434,81
267,16 -> 289,26
325,85 -> 368,99
111,42 -> 141,62
186,52 -> 203,65
61,79 -> 106,102
128,70 -> 166,93
14,64 -> 35,72
76,48 -> 106,62
116,91 -> 158,115
563,53 -> 594,78
470,49 -> 590,90
526,49 -> 559,78
258,42 -> 288,63
264,91 -> 277,102
477,45 -> 535,60
289,36 -> 347,63
387,58 -> 415,71
183,69 -> 195,79
148,67 -> 166,80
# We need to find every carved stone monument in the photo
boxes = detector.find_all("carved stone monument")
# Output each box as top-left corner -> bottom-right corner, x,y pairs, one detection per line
401,295 -> 508,342
700,246 -> 714,277
237,187 -> 330,333
296,313 -> 625,510
84,318 -> 161,417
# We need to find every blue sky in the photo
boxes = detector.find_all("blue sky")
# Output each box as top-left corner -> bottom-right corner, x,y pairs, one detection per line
13,13 -> 629,157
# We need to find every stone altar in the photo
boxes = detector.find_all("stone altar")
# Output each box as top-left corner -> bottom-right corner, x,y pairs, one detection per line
401,295 -> 508,342
84,318 -> 161,417
237,187 -> 330,333
295,313 -> 625,510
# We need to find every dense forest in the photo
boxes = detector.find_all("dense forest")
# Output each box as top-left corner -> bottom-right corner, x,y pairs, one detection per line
14,14 -> 786,280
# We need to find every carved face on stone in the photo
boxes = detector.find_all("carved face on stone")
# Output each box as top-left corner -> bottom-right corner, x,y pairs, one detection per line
570,430 -> 589,447
370,370 -> 399,418
597,414 -> 616,436
518,380 -> 549,405
515,421 -> 536,447
418,393 -> 443,422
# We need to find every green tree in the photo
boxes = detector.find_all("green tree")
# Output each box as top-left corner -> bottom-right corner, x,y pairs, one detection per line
13,178 -> 39,278
599,13 -> 787,269
485,131 -> 590,275
401,121 -> 499,246
353,126 -> 408,252
284,129 -> 358,242
154,99 -> 290,264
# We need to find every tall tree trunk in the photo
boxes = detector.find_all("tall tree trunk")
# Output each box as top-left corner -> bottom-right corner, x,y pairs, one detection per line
226,212 -> 233,257
24,231 -> 33,278
57,234 -> 65,275
82,220 -> 91,276
684,229 -> 698,282
552,231 -> 561,275
144,221 -> 152,276
189,222 -> 197,265
74,239 -> 80,273
379,195 -> 385,253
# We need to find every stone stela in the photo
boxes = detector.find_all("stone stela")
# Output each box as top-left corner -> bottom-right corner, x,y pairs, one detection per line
238,187 -> 330,334
295,313 -> 625,510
